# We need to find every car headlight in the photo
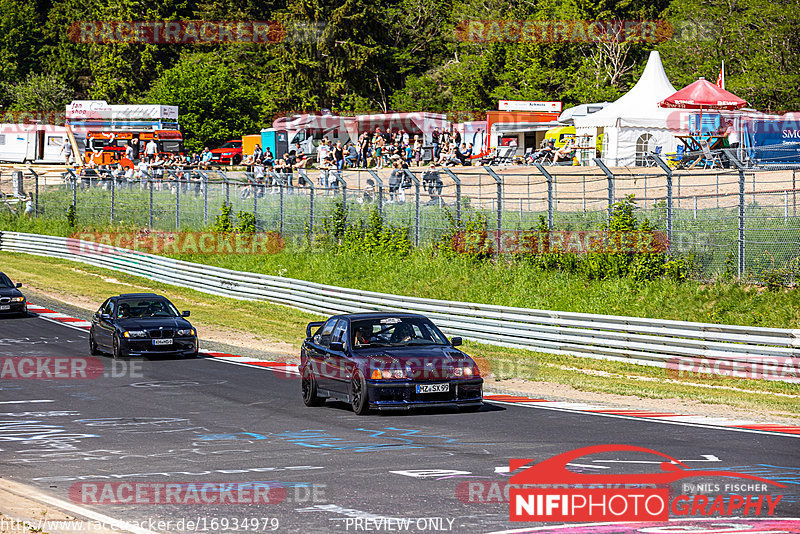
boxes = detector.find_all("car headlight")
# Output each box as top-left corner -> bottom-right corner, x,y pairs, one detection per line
370,368 -> 406,380
11,297 -> 24,302
123,330 -> 147,338
177,328 -> 195,337
452,366 -> 479,378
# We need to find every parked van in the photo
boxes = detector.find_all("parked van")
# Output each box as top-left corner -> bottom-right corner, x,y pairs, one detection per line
0,124 -> 83,164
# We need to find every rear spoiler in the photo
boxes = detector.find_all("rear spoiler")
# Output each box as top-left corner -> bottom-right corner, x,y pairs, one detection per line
306,321 -> 324,339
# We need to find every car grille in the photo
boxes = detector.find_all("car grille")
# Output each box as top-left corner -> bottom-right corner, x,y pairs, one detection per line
0,297 -> 9,304
149,329 -> 174,338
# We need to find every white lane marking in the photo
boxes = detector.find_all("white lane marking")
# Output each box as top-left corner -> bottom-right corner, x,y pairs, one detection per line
0,400 -> 55,404
485,399 -> 800,439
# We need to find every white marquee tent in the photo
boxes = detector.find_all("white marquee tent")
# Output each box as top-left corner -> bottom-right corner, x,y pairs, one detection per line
574,51 -> 679,167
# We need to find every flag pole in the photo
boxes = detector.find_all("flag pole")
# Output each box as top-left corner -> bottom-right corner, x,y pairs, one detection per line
721,60 -> 725,90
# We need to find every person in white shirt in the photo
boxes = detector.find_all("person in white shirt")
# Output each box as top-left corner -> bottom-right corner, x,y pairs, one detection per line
145,139 -> 158,161
317,138 -> 330,166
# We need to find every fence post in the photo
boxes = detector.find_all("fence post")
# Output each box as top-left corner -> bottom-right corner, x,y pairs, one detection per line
202,172 -> 209,227
403,169 -> 421,246
279,178 -> 285,236
27,169 -> 39,216
650,155 -> 673,249
110,171 -> 115,224
534,163 -> 553,229
483,167 -> 503,247
307,178 -> 316,237
175,174 -> 180,230
441,168 -> 462,225
366,169 -> 385,215
723,149 -> 747,278
224,174 -> 230,206
149,174 -> 154,229
593,158 -> 615,224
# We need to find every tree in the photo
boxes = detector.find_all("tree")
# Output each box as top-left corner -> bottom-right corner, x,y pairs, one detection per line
3,73 -> 75,112
144,50 -> 265,152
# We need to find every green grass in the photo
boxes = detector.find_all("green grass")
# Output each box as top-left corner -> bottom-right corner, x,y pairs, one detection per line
2,251 -> 796,415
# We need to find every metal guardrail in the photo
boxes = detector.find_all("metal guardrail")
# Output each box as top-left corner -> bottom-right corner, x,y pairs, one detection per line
2,231 -> 797,379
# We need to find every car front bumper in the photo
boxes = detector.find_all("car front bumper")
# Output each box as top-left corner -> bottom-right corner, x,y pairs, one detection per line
119,337 -> 198,357
366,379 -> 483,410
0,301 -> 26,314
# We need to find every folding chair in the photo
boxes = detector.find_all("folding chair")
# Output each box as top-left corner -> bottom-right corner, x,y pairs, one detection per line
699,139 -> 722,169
665,145 -> 684,168
645,146 -> 662,167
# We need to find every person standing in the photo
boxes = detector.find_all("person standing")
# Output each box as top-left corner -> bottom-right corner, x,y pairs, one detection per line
145,138 -> 158,161
374,133 -> 385,169
431,128 -> 441,163
61,141 -> 73,165
333,141 -> 344,171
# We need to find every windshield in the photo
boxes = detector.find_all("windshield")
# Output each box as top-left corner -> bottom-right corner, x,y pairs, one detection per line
351,317 -> 449,348
0,273 -> 14,288
117,299 -> 180,319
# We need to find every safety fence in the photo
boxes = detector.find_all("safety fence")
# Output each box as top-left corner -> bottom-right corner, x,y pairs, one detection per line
1,231 -> 797,381
1,162 -> 799,280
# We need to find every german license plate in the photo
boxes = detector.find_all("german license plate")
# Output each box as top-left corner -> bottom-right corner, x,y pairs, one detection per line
153,338 -> 173,345
0,305 -> 9,311
416,383 -> 449,393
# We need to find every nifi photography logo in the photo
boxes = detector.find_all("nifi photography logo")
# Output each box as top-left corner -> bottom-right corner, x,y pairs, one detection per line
508,444 -> 785,522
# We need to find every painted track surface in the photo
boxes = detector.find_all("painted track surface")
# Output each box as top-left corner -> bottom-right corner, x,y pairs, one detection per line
1,311 -> 799,533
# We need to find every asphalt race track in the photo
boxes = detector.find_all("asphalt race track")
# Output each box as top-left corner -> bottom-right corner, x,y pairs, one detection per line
1,311 -> 798,533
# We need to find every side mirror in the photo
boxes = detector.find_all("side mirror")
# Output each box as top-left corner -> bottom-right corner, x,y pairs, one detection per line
329,341 -> 345,352
451,337 -> 462,347
15,283 -> 22,288
100,313 -> 111,320
182,311 -> 190,317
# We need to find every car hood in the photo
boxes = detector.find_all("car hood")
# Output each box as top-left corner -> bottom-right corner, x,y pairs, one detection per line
359,345 -> 476,380
0,288 -> 23,299
115,317 -> 192,330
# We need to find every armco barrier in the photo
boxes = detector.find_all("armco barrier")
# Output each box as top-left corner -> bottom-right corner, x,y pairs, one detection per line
1,231 -> 798,379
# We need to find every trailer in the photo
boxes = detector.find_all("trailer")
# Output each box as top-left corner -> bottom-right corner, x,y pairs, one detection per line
0,124 -> 84,164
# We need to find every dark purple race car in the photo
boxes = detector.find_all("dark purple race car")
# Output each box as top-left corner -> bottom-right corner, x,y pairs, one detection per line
300,313 -> 483,415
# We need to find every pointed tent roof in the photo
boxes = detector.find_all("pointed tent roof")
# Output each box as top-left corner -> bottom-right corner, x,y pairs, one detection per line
575,51 -> 678,129
659,77 -> 747,110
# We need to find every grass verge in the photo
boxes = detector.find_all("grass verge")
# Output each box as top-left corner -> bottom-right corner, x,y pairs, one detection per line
2,251 -> 797,417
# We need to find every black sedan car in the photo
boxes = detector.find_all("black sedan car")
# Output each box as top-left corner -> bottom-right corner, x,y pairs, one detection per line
0,272 -> 27,316
89,293 -> 198,359
300,313 -> 483,414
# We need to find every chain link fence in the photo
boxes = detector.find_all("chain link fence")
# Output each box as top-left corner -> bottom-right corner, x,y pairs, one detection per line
2,160 -> 799,282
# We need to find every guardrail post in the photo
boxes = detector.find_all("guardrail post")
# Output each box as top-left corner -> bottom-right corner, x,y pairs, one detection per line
403,169 -> 421,246
307,178 -> 316,238
366,169 -> 384,215
534,162 -> 554,229
650,155 -> 673,249
483,167 -> 503,247
224,174 -> 230,206
441,168 -> 462,225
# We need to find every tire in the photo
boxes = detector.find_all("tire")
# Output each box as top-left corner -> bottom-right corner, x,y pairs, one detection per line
350,371 -> 369,415
302,369 -> 324,407
111,334 -> 122,360
89,331 -> 101,356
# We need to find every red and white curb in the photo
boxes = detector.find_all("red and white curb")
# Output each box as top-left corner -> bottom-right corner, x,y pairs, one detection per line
27,304 -> 800,438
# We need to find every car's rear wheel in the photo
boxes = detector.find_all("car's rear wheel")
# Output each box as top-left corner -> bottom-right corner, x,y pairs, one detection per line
89,331 -> 101,355
350,371 -> 369,415
302,369 -> 323,407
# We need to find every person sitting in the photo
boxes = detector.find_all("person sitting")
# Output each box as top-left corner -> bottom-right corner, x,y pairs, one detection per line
391,323 -> 415,344
553,138 -> 576,164
353,326 -> 371,346
530,138 -> 555,163
117,303 -> 131,319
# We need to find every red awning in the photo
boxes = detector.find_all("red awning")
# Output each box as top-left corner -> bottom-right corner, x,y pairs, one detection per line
659,78 -> 747,110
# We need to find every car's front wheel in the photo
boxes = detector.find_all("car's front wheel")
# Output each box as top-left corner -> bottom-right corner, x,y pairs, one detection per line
350,371 -> 369,415
89,331 -> 101,355
302,368 -> 323,407
111,335 -> 122,360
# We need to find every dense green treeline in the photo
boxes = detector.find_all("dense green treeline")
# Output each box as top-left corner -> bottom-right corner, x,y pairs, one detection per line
1,0 -> 798,150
